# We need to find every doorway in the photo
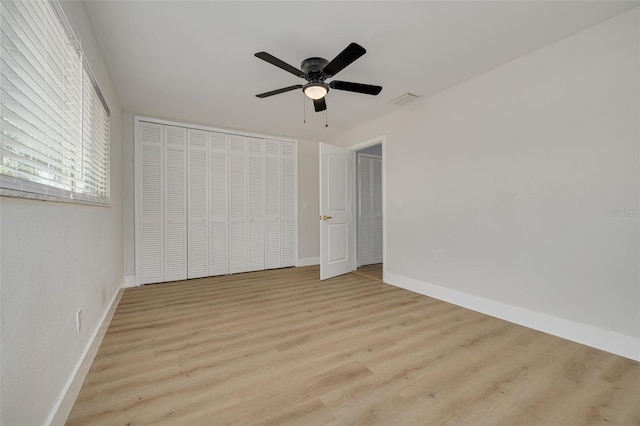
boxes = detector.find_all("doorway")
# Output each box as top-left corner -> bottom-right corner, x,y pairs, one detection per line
319,137 -> 384,281
355,143 -> 383,281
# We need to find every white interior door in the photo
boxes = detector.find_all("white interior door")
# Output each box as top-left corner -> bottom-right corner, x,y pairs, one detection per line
320,143 -> 354,280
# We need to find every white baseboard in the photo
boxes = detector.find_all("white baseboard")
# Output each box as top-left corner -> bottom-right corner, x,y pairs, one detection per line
47,286 -> 124,425
124,275 -> 137,288
384,271 -> 640,362
296,256 -> 320,267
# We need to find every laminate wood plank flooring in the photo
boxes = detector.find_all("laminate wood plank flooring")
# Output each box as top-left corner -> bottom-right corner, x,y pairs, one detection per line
355,263 -> 382,281
67,266 -> 639,425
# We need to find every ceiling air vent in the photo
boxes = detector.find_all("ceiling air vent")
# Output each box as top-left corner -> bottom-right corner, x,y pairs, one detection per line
389,92 -> 422,106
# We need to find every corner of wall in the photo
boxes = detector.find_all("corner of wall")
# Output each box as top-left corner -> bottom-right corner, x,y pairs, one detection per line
124,276 -> 137,288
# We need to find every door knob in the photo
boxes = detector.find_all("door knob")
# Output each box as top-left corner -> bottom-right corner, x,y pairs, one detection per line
320,215 -> 332,221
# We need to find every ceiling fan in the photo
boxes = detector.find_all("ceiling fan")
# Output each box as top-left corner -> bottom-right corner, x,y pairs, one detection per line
254,42 -> 382,113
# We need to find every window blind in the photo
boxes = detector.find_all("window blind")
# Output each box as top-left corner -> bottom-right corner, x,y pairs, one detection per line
0,0 -> 110,204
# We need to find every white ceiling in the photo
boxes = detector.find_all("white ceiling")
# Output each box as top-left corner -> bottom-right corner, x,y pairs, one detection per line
84,1 -> 638,141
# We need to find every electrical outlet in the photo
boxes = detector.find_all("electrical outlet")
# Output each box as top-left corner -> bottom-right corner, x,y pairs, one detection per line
76,309 -> 82,335
435,249 -> 443,262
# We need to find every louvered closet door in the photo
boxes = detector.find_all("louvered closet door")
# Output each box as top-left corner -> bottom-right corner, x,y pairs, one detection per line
229,136 -> 247,273
281,141 -> 296,267
139,122 -> 164,284
358,156 -> 373,266
137,118 -> 298,283
164,126 -> 188,281
187,129 -> 208,279
265,141 -> 281,269
358,155 -> 382,266
209,132 -> 229,276
371,157 -> 383,263
247,138 -> 265,272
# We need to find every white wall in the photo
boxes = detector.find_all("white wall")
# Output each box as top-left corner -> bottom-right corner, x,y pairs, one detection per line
296,139 -> 320,264
329,9 -> 639,357
0,2 -> 124,424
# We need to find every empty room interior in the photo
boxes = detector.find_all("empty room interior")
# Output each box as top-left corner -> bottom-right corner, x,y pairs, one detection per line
1,1 -> 639,424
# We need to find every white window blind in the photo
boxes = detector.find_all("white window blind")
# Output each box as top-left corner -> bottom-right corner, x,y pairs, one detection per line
0,0 -> 110,204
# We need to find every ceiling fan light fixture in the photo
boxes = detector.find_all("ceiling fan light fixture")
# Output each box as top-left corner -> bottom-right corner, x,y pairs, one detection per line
303,83 -> 328,100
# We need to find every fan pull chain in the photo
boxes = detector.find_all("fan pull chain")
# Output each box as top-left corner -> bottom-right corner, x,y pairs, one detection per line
325,108 -> 328,128
303,95 -> 306,124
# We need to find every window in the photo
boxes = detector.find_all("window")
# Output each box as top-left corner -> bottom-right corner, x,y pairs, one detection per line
0,0 -> 110,205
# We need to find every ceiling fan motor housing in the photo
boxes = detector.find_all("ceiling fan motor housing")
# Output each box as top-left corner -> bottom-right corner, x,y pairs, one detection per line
301,57 -> 329,81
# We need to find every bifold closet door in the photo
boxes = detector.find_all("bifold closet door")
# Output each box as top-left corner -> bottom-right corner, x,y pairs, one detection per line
265,141 -> 282,269
371,157 -> 382,263
187,129 -> 209,279
229,136 -> 265,274
358,155 -> 382,266
164,126 -> 188,281
139,122 -> 164,284
138,122 -> 187,284
281,142 -> 296,267
209,132 -> 229,276
229,136 -> 247,274
247,138 -> 265,272
188,130 -> 229,279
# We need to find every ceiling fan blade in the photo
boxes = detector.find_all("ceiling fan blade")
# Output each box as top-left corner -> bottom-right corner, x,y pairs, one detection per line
322,42 -> 366,77
256,85 -> 303,98
255,52 -> 305,78
313,97 -> 327,112
329,80 -> 382,95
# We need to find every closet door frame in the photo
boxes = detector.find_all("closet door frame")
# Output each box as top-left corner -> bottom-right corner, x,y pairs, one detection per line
134,116 -> 298,285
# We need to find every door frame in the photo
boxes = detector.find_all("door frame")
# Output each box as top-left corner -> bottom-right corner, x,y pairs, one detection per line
347,135 -> 386,275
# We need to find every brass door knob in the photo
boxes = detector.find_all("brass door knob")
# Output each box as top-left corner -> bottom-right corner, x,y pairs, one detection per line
320,215 -> 333,221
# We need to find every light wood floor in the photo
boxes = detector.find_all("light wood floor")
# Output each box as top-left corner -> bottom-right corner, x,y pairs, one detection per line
67,266 -> 639,425
355,263 -> 383,281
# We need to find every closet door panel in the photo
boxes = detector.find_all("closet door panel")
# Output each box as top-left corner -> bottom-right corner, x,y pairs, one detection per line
187,129 -> 209,279
281,142 -> 296,267
358,155 -> 382,266
209,132 -> 228,275
371,157 -> 383,264
229,136 -> 247,273
164,126 -> 187,281
247,138 -> 265,271
265,141 -> 281,269
139,122 -> 164,284
358,156 -> 372,266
